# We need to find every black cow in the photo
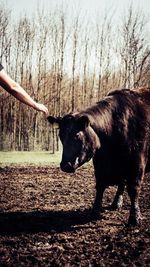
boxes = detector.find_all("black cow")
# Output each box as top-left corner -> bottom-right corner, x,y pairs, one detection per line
48,88 -> 150,226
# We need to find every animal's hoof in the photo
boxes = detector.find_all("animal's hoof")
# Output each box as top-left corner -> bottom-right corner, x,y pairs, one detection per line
109,203 -> 122,211
90,208 -> 103,220
93,206 -> 105,213
127,215 -> 142,227
110,197 -> 123,210
91,212 -> 102,220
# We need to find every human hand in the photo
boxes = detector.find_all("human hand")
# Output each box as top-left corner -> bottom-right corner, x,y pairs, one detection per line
34,103 -> 49,117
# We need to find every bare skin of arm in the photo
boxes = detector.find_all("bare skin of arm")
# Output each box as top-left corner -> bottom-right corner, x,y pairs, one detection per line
0,69 -> 48,116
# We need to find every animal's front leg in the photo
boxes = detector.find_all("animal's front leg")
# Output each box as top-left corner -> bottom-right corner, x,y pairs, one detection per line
92,184 -> 105,217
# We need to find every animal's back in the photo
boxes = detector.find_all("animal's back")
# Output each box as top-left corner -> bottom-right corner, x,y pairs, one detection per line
134,87 -> 150,104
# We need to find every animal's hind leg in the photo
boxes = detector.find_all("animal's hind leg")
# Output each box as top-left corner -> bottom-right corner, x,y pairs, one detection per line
127,154 -> 146,226
127,182 -> 142,226
110,183 -> 125,210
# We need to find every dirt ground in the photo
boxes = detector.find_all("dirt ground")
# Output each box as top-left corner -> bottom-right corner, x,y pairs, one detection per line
0,164 -> 149,267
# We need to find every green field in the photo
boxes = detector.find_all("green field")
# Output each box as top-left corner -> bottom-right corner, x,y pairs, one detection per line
0,151 -> 61,166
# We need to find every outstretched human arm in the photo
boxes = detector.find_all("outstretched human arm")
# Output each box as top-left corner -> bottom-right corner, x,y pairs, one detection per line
0,68 -> 48,116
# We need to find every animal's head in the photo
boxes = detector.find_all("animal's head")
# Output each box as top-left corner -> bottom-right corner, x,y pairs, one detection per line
47,114 -> 100,173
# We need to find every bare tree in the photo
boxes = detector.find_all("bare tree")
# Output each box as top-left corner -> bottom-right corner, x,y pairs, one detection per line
118,5 -> 150,88
95,12 -> 113,99
71,15 -> 80,112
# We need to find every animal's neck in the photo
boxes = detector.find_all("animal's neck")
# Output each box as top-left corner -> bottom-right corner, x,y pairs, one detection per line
80,99 -> 114,136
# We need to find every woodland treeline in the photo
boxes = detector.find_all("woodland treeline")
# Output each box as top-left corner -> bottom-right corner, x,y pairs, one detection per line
0,3 -> 150,151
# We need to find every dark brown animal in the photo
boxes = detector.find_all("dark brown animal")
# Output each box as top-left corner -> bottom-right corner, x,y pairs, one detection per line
48,88 -> 150,226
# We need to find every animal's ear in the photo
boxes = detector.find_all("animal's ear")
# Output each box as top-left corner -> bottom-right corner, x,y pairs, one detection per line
77,115 -> 89,131
47,116 -> 62,125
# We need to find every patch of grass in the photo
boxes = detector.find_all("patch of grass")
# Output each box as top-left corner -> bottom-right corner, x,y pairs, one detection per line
0,151 -> 61,166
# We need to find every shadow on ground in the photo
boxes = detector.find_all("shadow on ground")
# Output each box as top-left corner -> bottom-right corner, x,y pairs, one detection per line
0,208 -> 101,235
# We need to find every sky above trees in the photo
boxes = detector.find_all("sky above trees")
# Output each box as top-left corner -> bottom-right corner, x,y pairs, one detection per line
4,0 -> 150,23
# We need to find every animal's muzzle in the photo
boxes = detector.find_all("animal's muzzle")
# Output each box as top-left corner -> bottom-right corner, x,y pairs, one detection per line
60,161 -> 75,173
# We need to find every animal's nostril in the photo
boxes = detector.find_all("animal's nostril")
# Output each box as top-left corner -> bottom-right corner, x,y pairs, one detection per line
60,162 -> 75,173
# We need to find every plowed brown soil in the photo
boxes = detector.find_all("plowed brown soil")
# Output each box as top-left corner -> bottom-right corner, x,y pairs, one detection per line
0,164 -> 149,266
